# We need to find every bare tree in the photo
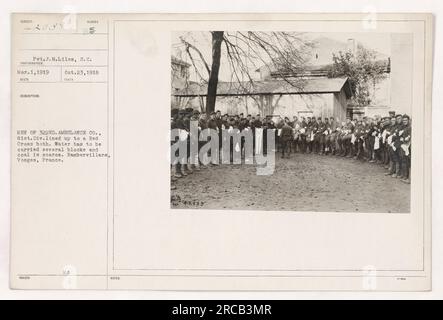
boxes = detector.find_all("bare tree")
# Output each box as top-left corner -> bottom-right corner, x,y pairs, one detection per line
179,31 -> 313,114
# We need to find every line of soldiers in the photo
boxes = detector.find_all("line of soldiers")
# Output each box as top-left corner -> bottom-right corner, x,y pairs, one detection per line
171,108 -> 412,189
277,113 -> 411,184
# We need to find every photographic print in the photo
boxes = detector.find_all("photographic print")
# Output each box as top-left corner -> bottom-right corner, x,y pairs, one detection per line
170,31 -> 412,212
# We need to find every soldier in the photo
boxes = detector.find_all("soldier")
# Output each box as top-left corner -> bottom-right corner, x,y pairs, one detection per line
206,112 -> 219,165
326,116 -> 337,155
252,114 -> 263,154
189,110 -> 201,171
215,110 -> 223,157
305,116 -> 314,153
170,108 -> 180,189
336,121 -> 346,156
239,113 -> 250,158
399,114 -> 411,183
174,109 -> 190,176
353,119 -> 365,160
313,117 -> 323,154
215,110 -> 222,125
197,112 -> 208,168
264,118 -> 276,155
386,114 -> 403,177
298,116 -> 308,153
319,117 -> 330,155
291,115 -> 301,153
207,111 -> 218,129
280,117 -> 294,158
342,117 -> 354,157
381,116 -> 395,168
364,117 -> 375,162
182,108 -> 194,174
386,116 -> 397,170
370,117 -> 383,163
246,114 -> 252,128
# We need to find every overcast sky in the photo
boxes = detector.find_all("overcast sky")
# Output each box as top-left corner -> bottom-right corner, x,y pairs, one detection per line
171,31 -> 392,82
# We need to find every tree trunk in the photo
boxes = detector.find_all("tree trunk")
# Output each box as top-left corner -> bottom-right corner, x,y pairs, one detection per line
206,31 -> 224,114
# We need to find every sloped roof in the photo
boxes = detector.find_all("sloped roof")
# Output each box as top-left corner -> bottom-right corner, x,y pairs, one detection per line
174,77 -> 352,98
171,56 -> 191,67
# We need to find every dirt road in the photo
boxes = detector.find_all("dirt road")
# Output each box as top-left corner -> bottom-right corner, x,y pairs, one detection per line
171,153 -> 410,213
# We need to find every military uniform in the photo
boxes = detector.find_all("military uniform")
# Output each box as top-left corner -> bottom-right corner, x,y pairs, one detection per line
307,118 -> 318,153
385,115 -> 403,177
252,115 -> 263,154
353,121 -> 365,160
399,115 -> 411,183
341,119 -> 354,157
206,112 -> 219,165
280,119 -> 294,158
290,117 -> 301,153
319,118 -> 330,155
326,117 -> 337,155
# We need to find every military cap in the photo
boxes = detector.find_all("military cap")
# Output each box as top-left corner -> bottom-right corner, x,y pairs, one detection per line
185,107 -> 194,113
395,114 -> 403,118
247,114 -> 252,117
402,114 -> 410,120
216,110 -> 221,113
389,110 -> 396,115
193,110 -> 200,115
210,111 -> 216,115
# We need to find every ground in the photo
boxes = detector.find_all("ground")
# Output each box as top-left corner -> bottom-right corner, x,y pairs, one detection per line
171,153 -> 410,213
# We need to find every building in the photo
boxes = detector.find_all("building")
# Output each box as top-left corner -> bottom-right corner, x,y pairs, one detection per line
174,75 -> 352,122
171,35 -> 411,119
173,55 -> 353,122
171,56 -> 191,108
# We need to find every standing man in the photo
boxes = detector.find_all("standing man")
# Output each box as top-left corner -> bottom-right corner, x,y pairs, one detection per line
342,117 -> 354,157
313,117 -> 324,154
399,114 -> 411,183
252,114 -> 263,155
215,110 -> 223,162
326,116 -> 337,155
310,117 -> 319,153
353,119 -> 365,160
298,116 -> 308,153
207,111 -> 219,165
319,117 -> 330,155
189,110 -> 201,171
305,116 -> 314,153
280,117 -> 294,158
386,114 -> 403,177
291,115 -> 301,153
170,108 -> 180,188
198,112 -> 208,168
